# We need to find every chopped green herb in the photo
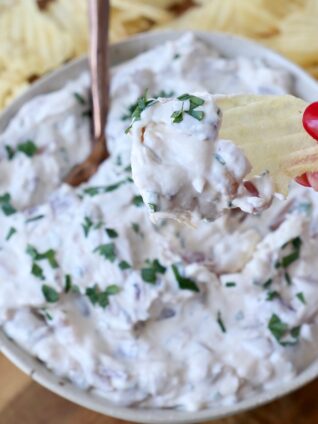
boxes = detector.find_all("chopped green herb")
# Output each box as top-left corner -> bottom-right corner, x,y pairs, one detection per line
141,259 -> 166,284
217,311 -> 226,333
74,92 -> 86,105
292,237 -> 302,250
268,314 -> 288,342
41,309 -> 53,321
290,326 -> 301,338
131,222 -> 140,234
148,203 -> 158,213
86,284 -> 120,308
124,164 -> 132,173
141,267 -> 157,284
186,109 -> 205,121
0,193 -> 16,216
225,282 -> 236,287
83,179 -> 129,196
5,145 -> 15,160
214,153 -> 226,165
105,228 -> 118,238
94,221 -> 104,229
17,140 -> 37,157
119,260 -> 131,270
296,292 -> 306,304
125,91 -> 158,133
281,250 -> 299,268
154,90 -> 175,98
42,284 -> 59,303
5,226 -> 16,241
26,245 -> 58,269
263,278 -> 273,289
177,94 -> 204,107
94,243 -> 116,262
132,195 -> 144,207
171,109 -> 184,123
266,290 -> 280,301
25,214 -> 44,224
31,263 -> 45,280
82,216 -> 93,237
171,264 -> 199,292
122,91 -> 171,122
64,274 -> 72,293
284,272 -> 292,286
106,285 -> 121,295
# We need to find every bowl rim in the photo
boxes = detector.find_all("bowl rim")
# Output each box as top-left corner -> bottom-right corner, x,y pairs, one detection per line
1,29 -> 318,424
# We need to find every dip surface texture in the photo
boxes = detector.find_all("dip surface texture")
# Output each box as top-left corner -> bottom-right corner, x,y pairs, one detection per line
1,34 -> 318,411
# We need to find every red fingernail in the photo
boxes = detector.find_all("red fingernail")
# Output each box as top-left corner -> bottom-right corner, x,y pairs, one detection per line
295,173 -> 311,187
303,101 -> 318,141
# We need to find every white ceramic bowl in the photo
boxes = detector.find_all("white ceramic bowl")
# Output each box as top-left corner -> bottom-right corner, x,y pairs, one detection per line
1,30 -> 318,424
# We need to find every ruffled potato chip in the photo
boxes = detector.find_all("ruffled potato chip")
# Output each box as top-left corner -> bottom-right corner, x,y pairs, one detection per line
216,95 -> 318,195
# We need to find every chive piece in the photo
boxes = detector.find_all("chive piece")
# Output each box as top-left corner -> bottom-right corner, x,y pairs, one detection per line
132,195 -> 144,207
263,278 -> 272,289
25,214 -> 44,224
5,227 -> 16,241
266,290 -> 280,301
5,145 -> 15,160
94,243 -> 116,262
74,92 -> 86,105
17,140 -> 37,157
31,263 -> 45,280
217,311 -> 226,333
284,272 -> 292,286
268,314 -> 288,342
105,228 -> 118,238
225,282 -> 236,287
64,274 -> 72,293
42,284 -> 59,303
171,264 -> 199,292
119,260 -> 131,270
296,292 -> 306,304
0,193 -> 16,216
82,216 -> 93,237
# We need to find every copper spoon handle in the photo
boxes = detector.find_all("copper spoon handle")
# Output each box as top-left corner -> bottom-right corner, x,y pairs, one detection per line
64,0 -> 109,186
89,0 -> 109,144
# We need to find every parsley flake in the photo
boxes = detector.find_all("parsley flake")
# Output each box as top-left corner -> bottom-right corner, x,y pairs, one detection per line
225,282 -> 236,287
0,193 -> 16,216
268,314 -> 288,342
82,216 -> 93,237
171,264 -> 199,292
132,195 -> 144,207
266,290 -> 280,301
141,259 -> 166,284
42,284 -> 59,303
32,263 -> 45,280
5,226 -> 16,241
296,292 -> 306,304
83,179 -> 129,196
86,284 -> 120,308
26,245 -> 59,269
17,140 -> 37,157
105,228 -> 118,239
74,92 -> 86,105
119,260 -> 131,270
94,243 -> 116,262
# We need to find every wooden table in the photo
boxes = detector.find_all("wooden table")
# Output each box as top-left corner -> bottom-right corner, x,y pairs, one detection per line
1,353 -> 318,423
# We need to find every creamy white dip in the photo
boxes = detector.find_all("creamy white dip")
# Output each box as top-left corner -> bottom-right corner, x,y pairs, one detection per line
130,92 -> 274,223
1,34 -> 318,411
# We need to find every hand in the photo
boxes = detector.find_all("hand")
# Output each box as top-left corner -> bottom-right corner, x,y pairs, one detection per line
296,102 -> 318,190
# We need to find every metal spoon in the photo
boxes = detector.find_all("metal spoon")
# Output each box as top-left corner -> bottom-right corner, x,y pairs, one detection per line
65,0 -> 109,186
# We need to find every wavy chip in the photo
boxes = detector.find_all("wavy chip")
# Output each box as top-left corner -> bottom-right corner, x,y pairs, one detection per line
216,95 -> 318,195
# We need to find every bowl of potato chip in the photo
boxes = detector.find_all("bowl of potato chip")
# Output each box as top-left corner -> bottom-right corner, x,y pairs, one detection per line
1,27 -> 318,423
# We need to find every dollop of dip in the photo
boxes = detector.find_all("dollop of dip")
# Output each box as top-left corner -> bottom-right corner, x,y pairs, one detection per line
130,92 -> 274,223
1,34 -> 318,412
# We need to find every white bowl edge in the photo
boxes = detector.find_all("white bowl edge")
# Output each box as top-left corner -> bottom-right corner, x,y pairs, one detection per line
1,30 -> 318,424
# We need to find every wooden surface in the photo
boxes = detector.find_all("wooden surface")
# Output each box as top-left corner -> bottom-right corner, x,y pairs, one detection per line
1,353 -> 318,424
